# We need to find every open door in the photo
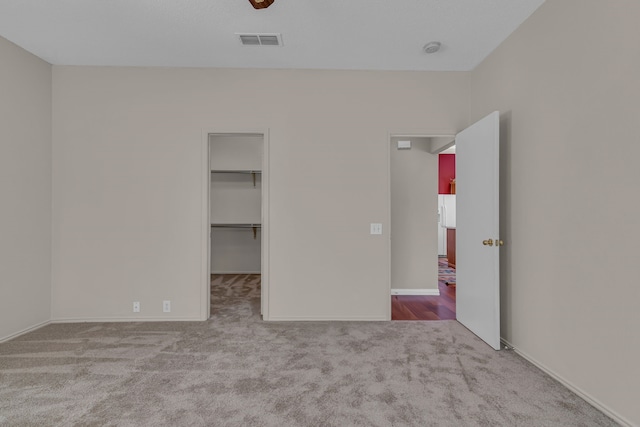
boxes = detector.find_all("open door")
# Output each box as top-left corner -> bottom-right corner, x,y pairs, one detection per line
456,111 -> 501,350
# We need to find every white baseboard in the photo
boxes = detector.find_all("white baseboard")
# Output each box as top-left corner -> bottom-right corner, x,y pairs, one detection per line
0,320 -> 50,343
51,317 -> 203,323
391,288 -> 440,296
266,316 -> 388,321
501,338 -> 634,427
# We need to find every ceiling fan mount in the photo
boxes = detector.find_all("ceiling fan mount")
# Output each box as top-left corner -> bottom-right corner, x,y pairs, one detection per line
248,0 -> 275,9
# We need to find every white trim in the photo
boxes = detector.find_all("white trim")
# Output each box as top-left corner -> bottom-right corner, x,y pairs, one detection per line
386,132 -> 392,322
211,271 -> 261,274
267,316 -> 388,321
388,132 -> 457,138
0,320 -> 50,343
500,338 -> 634,427
391,288 -> 441,296
201,129 -> 211,321
261,130 -> 270,320
202,128 -> 270,322
51,317 -> 202,323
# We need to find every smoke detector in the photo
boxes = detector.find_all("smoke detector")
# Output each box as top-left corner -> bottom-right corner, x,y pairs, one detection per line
423,41 -> 442,54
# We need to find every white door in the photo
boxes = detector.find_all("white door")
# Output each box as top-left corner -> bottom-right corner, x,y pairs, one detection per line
456,111 -> 501,350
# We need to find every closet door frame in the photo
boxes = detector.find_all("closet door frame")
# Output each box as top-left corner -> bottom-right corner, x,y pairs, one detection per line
200,128 -> 270,320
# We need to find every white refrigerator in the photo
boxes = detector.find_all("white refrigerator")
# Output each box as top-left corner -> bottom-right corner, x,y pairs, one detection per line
437,194 -> 456,256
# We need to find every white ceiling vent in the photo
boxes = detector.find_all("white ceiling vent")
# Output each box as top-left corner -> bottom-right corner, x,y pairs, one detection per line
237,33 -> 283,46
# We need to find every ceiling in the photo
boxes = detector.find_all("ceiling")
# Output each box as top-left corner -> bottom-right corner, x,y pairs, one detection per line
0,0 -> 544,71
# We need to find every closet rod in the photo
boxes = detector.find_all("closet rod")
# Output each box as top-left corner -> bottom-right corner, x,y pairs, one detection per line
210,170 -> 261,174
210,224 -> 261,228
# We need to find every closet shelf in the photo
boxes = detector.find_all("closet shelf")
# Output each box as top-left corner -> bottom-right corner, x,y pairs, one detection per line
211,223 -> 261,227
211,170 -> 261,186
211,170 -> 261,174
211,223 -> 261,239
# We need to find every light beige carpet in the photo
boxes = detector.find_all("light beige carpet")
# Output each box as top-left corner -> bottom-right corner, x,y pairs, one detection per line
0,274 -> 617,426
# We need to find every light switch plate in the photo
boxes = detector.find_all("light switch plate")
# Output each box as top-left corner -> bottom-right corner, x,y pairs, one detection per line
370,223 -> 383,235
397,140 -> 411,150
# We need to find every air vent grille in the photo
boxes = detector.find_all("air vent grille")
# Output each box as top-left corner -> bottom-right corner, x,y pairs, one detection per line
259,35 -> 279,46
237,33 -> 283,46
239,35 -> 260,45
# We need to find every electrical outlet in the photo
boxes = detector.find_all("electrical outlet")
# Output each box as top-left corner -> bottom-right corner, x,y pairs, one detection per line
163,300 -> 171,313
133,301 -> 140,313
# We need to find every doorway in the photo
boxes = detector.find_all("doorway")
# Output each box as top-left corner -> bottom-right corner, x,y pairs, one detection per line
204,132 -> 269,320
438,144 -> 457,286
389,113 -> 501,350
389,134 -> 456,320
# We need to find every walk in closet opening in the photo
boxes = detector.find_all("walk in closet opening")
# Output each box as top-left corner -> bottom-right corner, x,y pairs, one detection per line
208,133 -> 266,319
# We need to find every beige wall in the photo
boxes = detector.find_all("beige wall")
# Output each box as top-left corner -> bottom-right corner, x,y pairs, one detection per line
470,1 -> 640,425
390,137 -> 439,292
51,67 -> 470,321
0,37 -> 52,341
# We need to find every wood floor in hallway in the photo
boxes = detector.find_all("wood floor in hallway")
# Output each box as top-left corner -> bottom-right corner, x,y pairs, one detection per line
391,259 -> 456,320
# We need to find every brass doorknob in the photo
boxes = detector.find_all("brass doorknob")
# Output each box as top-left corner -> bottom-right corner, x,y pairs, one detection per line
498,240 -> 504,246
482,239 -> 494,246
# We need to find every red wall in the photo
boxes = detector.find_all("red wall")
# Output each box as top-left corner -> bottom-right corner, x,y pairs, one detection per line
439,154 -> 455,194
